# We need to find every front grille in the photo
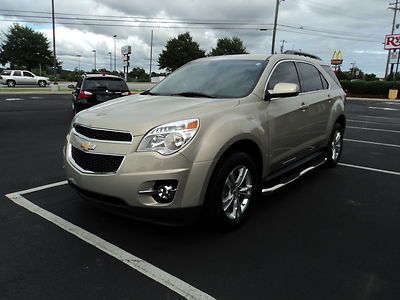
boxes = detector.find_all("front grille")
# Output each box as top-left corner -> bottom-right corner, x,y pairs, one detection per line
71,146 -> 123,173
74,124 -> 132,142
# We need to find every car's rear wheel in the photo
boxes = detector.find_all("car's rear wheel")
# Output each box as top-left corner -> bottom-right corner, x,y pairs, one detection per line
6,80 -> 16,87
326,123 -> 344,168
205,152 -> 260,230
38,80 -> 46,87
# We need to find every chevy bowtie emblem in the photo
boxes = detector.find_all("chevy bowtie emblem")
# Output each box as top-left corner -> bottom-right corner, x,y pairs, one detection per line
80,141 -> 96,151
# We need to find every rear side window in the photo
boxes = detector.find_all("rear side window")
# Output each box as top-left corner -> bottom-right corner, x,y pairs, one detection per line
1,70 -> 12,75
83,78 -> 129,91
322,66 -> 342,87
296,62 -> 323,92
267,61 -> 300,91
13,71 -> 22,76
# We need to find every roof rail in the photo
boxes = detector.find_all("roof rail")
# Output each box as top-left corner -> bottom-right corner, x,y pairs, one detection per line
283,50 -> 321,60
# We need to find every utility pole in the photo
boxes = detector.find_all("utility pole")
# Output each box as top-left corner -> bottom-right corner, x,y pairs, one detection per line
385,0 -> 400,78
113,35 -> 117,72
149,30 -> 153,82
350,62 -> 356,79
271,0 -> 284,54
280,39 -> 287,53
51,0 -> 57,83
92,50 -> 96,71
108,52 -> 112,71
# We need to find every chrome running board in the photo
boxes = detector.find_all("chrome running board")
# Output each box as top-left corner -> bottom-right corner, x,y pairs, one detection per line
262,158 -> 327,193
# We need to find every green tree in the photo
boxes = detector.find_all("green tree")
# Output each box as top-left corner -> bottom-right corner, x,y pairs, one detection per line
364,73 -> 378,81
0,24 -> 58,71
209,37 -> 248,56
158,32 -> 205,72
128,67 -> 150,82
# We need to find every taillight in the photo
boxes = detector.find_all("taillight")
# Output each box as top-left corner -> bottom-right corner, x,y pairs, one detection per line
79,90 -> 93,100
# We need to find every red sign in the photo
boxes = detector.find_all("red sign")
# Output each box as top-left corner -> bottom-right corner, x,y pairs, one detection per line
384,34 -> 400,50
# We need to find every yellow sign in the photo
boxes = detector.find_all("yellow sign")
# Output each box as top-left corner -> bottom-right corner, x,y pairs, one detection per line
331,50 -> 343,66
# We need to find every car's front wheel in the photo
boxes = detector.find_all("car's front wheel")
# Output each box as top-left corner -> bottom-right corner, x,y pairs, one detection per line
38,80 -> 47,87
326,123 -> 344,167
205,152 -> 260,229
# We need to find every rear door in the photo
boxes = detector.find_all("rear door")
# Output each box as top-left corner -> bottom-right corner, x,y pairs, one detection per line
296,62 -> 332,150
266,61 -> 312,171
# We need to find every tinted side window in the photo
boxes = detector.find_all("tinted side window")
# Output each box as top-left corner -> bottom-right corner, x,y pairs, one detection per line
1,70 -> 12,75
267,61 -> 300,91
23,71 -> 34,77
322,65 -> 342,87
320,73 -> 329,89
297,62 -> 323,92
76,77 -> 83,89
14,71 -> 22,76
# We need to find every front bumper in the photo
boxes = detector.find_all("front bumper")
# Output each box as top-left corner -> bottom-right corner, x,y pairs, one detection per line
63,131 -> 213,213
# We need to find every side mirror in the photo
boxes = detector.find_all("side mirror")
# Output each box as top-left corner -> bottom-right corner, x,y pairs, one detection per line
265,82 -> 300,100
67,84 -> 75,89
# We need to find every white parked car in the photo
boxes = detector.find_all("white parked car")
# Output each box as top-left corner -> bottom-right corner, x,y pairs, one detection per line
0,70 -> 51,87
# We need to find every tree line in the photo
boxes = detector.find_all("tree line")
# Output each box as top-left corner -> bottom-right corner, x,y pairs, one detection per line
0,25 -> 247,78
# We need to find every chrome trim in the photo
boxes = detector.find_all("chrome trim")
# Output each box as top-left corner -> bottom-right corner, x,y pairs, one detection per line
73,123 -> 133,144
66,143 -> 126,175
262,158 -> 327,193
138,189 -> 157,195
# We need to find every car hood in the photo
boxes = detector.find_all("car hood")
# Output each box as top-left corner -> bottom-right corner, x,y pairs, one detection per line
74,94 -> 240,136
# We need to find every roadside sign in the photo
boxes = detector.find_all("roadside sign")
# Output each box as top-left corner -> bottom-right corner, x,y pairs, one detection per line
331,50 -> 343,66
121,45 -> 132,55
384,34 -> 400,50
389,51 -> 399,64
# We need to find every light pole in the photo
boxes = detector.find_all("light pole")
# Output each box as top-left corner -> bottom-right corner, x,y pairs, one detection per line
113,35 -> 117,72
76,54 -> 81,71
271,0 -> 285,55
92,50 -> 96,71
108,52 -> 112,71
51,0 -> 57,83
149,30 -> 153,82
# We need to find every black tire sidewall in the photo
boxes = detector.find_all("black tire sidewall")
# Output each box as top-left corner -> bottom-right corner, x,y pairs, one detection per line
205,152 -> 260,229
7,80 -> 15,87
38,80 -> 46,87
326,123 -> 344,167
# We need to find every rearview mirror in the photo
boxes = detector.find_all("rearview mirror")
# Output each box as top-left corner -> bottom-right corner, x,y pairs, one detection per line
67,84 -> 75,89
265,82 -> 300,100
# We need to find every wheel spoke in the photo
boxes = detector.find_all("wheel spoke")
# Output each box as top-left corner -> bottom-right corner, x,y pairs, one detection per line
222,194 -> 234,211
235,167 -> 248,188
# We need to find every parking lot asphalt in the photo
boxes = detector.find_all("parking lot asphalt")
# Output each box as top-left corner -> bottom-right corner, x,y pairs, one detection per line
1,94 -> 400,299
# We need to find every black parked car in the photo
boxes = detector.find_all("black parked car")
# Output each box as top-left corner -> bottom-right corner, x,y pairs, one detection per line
69,74 -> 131,114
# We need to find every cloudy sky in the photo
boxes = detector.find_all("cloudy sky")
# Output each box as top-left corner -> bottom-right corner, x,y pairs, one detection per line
0,0 -> 394,76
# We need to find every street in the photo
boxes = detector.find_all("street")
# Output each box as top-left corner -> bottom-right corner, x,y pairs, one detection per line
1,94 -> 400,299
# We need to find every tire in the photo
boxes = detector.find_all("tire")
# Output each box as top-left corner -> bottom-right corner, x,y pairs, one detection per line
205,152 -> 260,230
325,123 -> 344,168
38,80 -> 46,87
6,80 -> 16,87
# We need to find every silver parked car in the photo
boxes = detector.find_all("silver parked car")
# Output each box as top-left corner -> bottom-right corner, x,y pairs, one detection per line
0,70 -> 50,87
63,52 -> 346,229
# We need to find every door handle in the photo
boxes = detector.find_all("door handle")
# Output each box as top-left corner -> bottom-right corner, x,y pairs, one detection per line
300,102 -> 309,112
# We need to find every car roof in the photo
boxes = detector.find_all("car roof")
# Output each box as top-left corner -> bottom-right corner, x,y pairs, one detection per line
83,74 -> 123,80
195,53 -> 327,66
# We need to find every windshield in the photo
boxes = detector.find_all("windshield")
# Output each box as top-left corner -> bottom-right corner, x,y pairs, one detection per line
150,59 -> 267,98
83,78 -> 129,91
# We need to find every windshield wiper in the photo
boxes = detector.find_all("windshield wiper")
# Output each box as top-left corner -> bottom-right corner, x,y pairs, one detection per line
171,92 -> 215,98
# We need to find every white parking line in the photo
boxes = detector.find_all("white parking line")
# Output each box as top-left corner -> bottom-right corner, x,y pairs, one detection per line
339,163 -> 400,176
5,184 -> 215,300
347,119 -> 398,126
369,106 -> 400,111
347,126 -> 400,134
5,98 -> 23,101
344,139 -> 400,148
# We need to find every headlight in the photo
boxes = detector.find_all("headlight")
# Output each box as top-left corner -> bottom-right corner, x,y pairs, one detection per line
137,119 -> 199,155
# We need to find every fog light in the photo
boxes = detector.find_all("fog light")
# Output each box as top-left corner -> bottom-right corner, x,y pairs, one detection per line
153,180 -> 178,203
